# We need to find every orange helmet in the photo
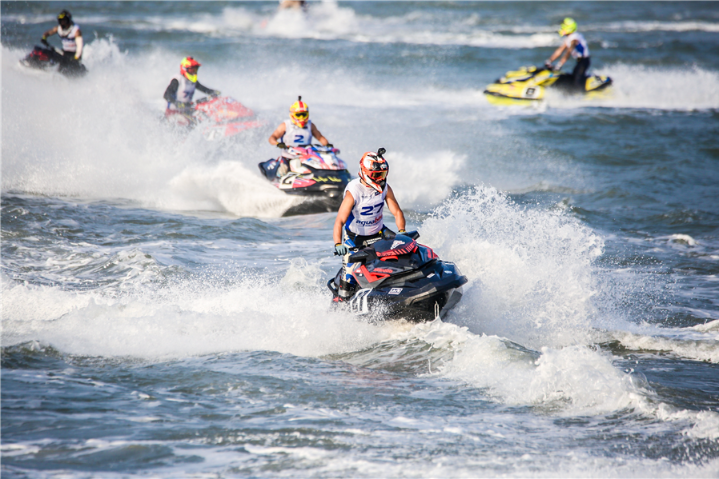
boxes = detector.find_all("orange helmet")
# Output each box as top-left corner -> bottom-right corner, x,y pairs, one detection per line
180,57 -> 201,83
289,96 -> 309,128
359,149 -> 389,193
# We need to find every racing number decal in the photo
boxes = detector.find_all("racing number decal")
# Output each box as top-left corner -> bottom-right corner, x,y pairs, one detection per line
360,203 -> 383,216
294,134 -> 306,144
279,172 -> 299,189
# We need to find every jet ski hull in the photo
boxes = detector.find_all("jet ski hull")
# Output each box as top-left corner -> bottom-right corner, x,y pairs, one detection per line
19,45 -> 87,78
484,65 -> 612,105
328,232 -> 468,322
164,96 -> 263,140
259,146 -> 352,215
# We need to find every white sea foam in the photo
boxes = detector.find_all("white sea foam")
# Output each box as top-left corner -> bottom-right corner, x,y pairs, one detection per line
420,186 -> 603,349
1,271 -> 391,359
613,330 -> 719,364
548,64 -> 719,111
387,151 -> 466,209
598,20 -> 719,33
396,320 -> 719,440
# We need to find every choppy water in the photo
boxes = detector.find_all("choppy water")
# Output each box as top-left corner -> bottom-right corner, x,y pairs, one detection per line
2,1 -> 719,477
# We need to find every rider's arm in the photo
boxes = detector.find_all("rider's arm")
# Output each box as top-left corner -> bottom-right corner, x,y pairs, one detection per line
385,185 -> 406,232
556,41 -> 575,69
333,192 -> 355,244
42,26 -> 58,40
311,123 -> 329,146
195,81 -> 213,94
163,78 -> 179,103
74,31 -> 83,59
546,43 -> 567,64
269,122 -> 287,145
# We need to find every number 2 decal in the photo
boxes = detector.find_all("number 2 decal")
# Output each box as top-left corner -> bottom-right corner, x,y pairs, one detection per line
294,134 -> 305,143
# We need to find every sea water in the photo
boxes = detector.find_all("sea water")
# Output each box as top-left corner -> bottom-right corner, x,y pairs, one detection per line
2,2 -> 719,477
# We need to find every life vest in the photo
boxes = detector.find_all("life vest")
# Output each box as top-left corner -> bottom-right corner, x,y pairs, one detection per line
173,74 -> 197,103
281,119 -> 313,146
58,24 -> 80,53
343,178 -> 387,236
563,32 -> 590,59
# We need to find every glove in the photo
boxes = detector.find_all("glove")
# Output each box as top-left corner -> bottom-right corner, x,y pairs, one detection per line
326,143 -> 333,148
334,243 -> 349,256
398,229 -> 406,234
176,101 -> 193,109
276,142 -> 288,149
41,37 -> 49,46
211,90 -> 221,97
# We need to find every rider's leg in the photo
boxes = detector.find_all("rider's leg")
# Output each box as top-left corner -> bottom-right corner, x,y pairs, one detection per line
337,231 -> 386,300
572,57 -> 591,91
338,232 -> 357,300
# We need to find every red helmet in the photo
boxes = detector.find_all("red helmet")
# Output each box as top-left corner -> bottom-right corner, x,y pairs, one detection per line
180,57 -> 201,83
359,150 -> 389,193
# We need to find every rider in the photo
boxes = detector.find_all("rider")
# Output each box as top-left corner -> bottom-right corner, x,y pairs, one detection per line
332,149 -> 406,302
544,18 -> 591,91
41,10 -> 83,72
269,97 -> 331,149
163,57 -> 221,112
268,97 -> 332,175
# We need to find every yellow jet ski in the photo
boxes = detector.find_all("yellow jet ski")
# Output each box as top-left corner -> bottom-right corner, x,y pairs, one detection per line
484,65 -> 612,106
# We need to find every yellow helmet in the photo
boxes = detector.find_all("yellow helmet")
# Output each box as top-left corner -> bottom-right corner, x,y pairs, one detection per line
180,57 -> 201,83
289,96 -> 309,128
558,17 -> 577,36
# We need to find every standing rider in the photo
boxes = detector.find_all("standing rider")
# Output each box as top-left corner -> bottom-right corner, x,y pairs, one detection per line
41,10 -> 84,73
332,149 -> 406,302
544,18 -> 591,91
163,57 -> 221,114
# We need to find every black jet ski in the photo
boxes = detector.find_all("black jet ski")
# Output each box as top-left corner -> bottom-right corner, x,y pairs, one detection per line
20,41 -> 87,78
259,145 -> 352,216
328,230 -> 468,322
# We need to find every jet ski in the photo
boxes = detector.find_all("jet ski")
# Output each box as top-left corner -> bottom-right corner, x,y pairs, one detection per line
19,41 -> 87,78
259,145 -> 352,215
328,230 -> 468,322
484,65 -> 612,106
164,95 -> 264,141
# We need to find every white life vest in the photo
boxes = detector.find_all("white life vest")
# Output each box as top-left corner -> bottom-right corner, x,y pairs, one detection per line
563,32 -> 590,59
173,74 -> 197,103
344,178 -> 387,236
281,119 -> 313,146
58,24 -> 80,53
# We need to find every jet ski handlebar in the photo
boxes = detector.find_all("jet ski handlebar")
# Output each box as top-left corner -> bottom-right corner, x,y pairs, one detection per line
337,230 -> 421,262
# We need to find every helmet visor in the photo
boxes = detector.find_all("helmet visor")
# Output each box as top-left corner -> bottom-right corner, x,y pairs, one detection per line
368,170 -> 387,182
293,111 -> 308,120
